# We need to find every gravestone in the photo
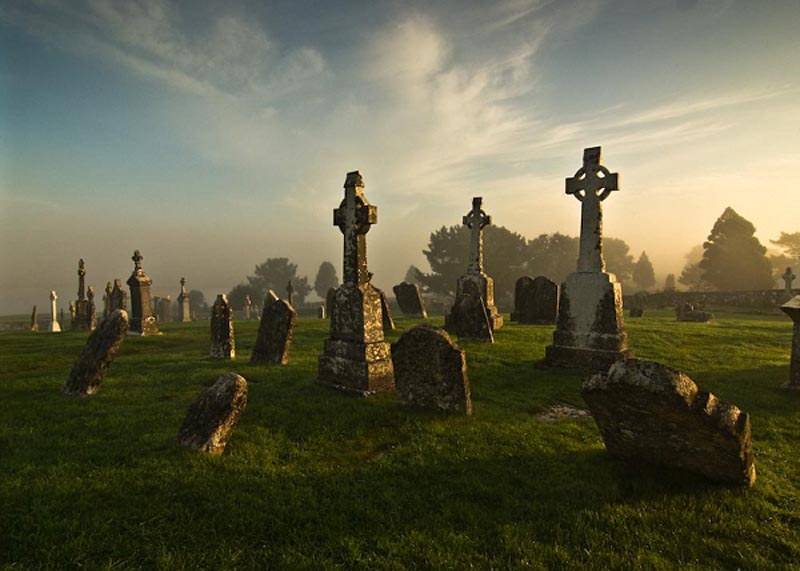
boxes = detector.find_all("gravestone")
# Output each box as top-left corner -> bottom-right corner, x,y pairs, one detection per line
103,281 -> 113,317
48,290 -> 61,333
177,277 -> 191,322
126,250 -> 159,335
177,373 -> 248,456
391,325 -> 471,415
629,307 -> 644,318
676,303 -> 712,322
30,305 -> 38,332
318,171 -> 395,394
325,287 -> 336,317
69,301 -> 76,323
109,279 -> 127,312
582,359 -> 756,486
244,294 -> 253,320
545,147 -> 632,370
783,267 -> 796,296
157,296 -> 172,324
251,290 -> 296,365
317,305 -> 326,319
445,197 -> 503,339
511,275 -> 558,324
71,259 -> 93,331
780,295 -> 800,389
446,279 -> 494,342
375,284 -> 395,331
286,281 -> 294,306
393,282 -> 428,318
87,286 -> 97,330
210,294 -> 235,359
61,309 -> 129,397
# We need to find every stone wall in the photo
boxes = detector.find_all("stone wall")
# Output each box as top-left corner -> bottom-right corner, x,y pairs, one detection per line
624,289 -> 797,310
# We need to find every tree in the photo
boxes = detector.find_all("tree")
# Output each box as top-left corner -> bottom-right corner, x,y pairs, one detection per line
187,289 -> 206,310
678,244 -> 712,291
698,207 -> 773,291
771,232 -> 800,259
247,257 -> 312,304
313,261 -> 338,299
604,237 -> 636,284
632,251 -> 656,291
289,276 -> 313,305
664,273 -> 676,292
227,283 -> 257,310
404,265 -> 423,285
418,225 -> 528,306
526,233 -> 579,285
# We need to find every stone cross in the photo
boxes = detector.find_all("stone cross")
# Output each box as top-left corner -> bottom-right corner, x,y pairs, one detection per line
566,146 -> 620,273
180,277 -> 187,296
463,197 -> 491,275
132,250 -> 143,272
783,267 -> 796,295
286,281 -> 294,306
77,258 -> 86,301
333,171 -> 377,287
49,290 -> 61,332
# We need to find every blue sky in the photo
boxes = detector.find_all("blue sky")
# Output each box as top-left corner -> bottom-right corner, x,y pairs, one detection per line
1,0 -> 798,313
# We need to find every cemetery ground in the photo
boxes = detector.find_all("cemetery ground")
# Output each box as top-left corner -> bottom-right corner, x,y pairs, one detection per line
2,309 -> 799,570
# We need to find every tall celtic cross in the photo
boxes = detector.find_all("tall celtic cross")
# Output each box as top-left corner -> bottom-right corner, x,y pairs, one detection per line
77,258 -> 86,301
463,196 -> 491,274
132,250 -> 144,272
566,146 -> 620,273
333,171 -> 377,286
180,277 -> 187,297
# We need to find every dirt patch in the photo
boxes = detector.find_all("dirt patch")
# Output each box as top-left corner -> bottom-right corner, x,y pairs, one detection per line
532,403 -> 592,422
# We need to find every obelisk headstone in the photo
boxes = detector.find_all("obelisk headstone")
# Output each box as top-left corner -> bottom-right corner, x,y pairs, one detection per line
545,147 -> 631,370
782,267 -> 796,297
126,250 -> 159,336
444,197 -> 503,340
317,171 -> 394,394
780,295 -> 800,390
48,291 -> 61,333
177,277 -> 191,322
244,294 -> 253,321
210,294 -> 235,359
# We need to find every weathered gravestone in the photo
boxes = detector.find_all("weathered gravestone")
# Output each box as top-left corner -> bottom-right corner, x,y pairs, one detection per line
375,283 -> 395,331
446,279 -> 494,342
48,290 -> 61,333
109,279 -> 127,312
676,302 -> 712,323
325,287 -> 336,318
251,290 -> 296,365
103,281 -> 113,318
126,250 -> 159,335
87,286 -> 97,330
545,147 -> 631,370
511,275 -> 558,324
210,294 -> 235,359
317,305 -> 326,319
244,294 -> 252,321
62,309 -> 129,396
391,325 -> 471,415
177,277 -> 191,322
317,171 -> 394,394
286,281 -> 294,306
177,373 -> 248,455
71,259 -> 94,331
582,359 -> 756,486
445,197 -> 503,339
30,305 -> 38,332
629,307 -> 644,318
393,281 -> 428,319
783,267 -> 796,296
780,295 -> 800,390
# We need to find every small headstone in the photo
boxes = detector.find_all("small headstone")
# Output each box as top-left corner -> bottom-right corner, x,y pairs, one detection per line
156,296 -> 172,324
251,291 -> 296,365
446,280 -> 494,342
375,285 -> 395,331
317,305 -> 326,319
511,275 -> 558,324
178,277 -> 192,322
393,282 -> 428,319
676,303 -> 712,322
782,267 -> 796,296
780,295 -> 800,389
391,325 -> 471,415
30,305 -> 38,332
61,309 -> 129,396
48,290 -> 61,333
629,307 -> 644,318
582,359 -> 755,486
210,294 -> 235,359
126,250 -> 159,335
177,373 -> 248,456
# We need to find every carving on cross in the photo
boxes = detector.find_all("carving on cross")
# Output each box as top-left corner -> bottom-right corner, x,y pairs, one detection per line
463,196 -> 491,274
566,146 -> 619,203
132,250 -> 143,271
333,171 -> 378,286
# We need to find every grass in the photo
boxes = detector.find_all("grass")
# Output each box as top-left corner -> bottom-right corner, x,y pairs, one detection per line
1,308 -> 799,570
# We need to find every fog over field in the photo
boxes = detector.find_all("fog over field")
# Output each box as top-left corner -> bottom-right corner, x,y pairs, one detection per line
1,0 -> 798,314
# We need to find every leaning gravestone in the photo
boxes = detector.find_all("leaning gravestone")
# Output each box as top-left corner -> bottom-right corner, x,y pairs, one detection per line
177,373 -> 248,455
210,294 -> 235,359
393,281 -> 428,319
126,250 -> 159,335
391,325 -> 471,415
545,147 -> 631,370
62,309 -> 129,396
375,285 -> 395,331
251,290 -> 296,365
582,359 -> 755,486
780,295 -> 800,389
446,279 -> 494,342
317,171 -> 394,394
511,276 -> 558,324
445,197 -> 503,339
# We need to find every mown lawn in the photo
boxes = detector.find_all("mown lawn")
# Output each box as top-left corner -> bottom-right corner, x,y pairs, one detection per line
1,308 -> 799,570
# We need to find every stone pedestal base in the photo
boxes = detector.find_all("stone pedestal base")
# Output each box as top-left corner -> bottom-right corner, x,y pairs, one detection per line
546,271 -> 629,370
48,321 -> 61,333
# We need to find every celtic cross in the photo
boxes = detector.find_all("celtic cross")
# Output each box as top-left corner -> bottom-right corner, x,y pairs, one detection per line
463,197 -> 492,274
333,171 -> 378,286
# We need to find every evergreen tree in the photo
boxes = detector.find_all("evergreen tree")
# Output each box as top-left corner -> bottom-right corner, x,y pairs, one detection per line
526,233 -> 579,285
227,283 -> 257,310
313,261 -> 339,299
604,237 -> 636,284
247,257 -> 312,304
678,244 -> 712,291
771,232 -> 800,259
699,207 -> 773,291
664,274 -> 676,292
632,251 -> 656,291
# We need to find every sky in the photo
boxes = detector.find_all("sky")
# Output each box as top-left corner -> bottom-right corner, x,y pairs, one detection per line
1,0 -> 798,314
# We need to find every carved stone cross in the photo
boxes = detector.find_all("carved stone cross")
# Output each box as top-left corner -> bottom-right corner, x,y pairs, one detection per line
463,197 -> 492,274
783,267 -> 796,294
77,259 -> 86,301
333,171 -> 377,286
566,146 -> 620,273
180,277 -> 187,296
132,250 -> 143,272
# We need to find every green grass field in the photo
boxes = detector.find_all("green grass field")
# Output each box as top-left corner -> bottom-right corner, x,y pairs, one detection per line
2,308 -> 799,570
